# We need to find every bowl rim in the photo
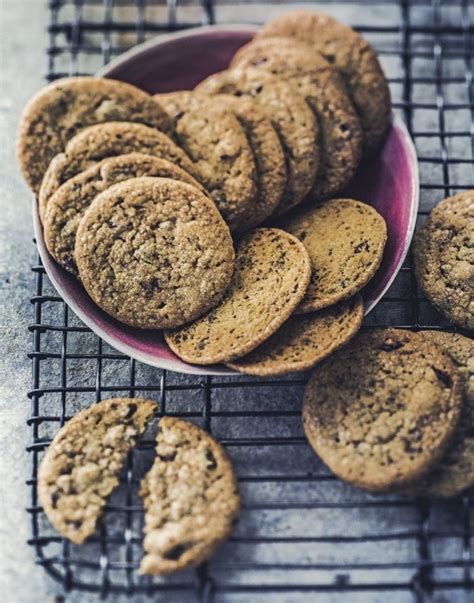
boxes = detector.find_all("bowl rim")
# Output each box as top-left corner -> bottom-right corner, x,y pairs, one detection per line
34,25 -> 419,376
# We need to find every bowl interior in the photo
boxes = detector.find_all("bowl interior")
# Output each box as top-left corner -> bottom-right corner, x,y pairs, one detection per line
35,27 -> 419,376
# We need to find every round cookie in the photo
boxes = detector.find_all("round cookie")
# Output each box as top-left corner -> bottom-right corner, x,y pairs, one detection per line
17,76 -> 173,194
282,199 -> 387,312
405,331 -> 474,497
230,36 -> 362,199
302,329 -> 463,492
140,417 -> 240,575
44,153 -> 205,276
75,177 -> 235,330
196,67 -> 320,215
153,91 -> 257,231
157,91 -> 286,228
227,294 -> 364,376
165,228 -> 311,364
257,10 -> 391,156
38,121 -> 198,219
38,398 -> 157,544
413,190 -> 474,331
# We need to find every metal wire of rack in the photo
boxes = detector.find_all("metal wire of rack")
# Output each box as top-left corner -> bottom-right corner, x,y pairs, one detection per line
27,1 -> 473,601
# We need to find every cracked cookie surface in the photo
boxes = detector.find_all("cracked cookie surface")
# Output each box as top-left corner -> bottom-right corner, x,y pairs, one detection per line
38,121 -> 198,218
303,329 -> 462,492
75,177 -> 235,329
282,199 -> 387,312
38,397 -> 156,544
227,294 -> 364,376
413,190 -> 474,330
165,228 -> 311,364
44,153 -> 204,276
140,417 -> 240,575
17,76 -> 173,194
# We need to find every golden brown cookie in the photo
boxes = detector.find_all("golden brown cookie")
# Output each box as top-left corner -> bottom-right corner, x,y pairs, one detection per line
227,294 -> 364,376
38,398 -> 156,544
281,199 -> 387,313
302,329 -> 462,492
75,177 -> 235,329
165,228 -> 311,364
44,153 -> 205,276
230,36 -> 362,199
38,121 -> 198,218
140,417 -> 240,575
405,331 -> 474,497
16,76 -> 173,194
413,190 -> 474,331
257,10 -> 391,156
196,67 -> 320,215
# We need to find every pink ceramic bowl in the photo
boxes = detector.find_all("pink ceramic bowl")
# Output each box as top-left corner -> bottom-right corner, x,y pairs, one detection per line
34,26 -> 419,376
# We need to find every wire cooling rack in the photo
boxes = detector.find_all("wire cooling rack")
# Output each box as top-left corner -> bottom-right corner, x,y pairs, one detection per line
27,1 -> 473,601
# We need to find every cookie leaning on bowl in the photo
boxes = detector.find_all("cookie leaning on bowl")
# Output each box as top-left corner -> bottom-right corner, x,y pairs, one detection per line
44,153 -> 205,276
16,76 -> 173,194
75,177 -> 235,329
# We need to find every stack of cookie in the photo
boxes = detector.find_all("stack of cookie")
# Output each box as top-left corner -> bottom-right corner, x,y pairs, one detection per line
16,10 -> 393,375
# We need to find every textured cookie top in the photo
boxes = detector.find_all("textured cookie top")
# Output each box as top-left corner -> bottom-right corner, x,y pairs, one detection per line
257,10 -> 391,156
196,67 -> 319,215
75,177 -> 235,330
282,199 -> 387,312
413,190 -> 474,330
17,76 -> 173,194
38,398 -> 156,544
44,153 -> 204,276
38,121 -> 198,217
230,36 -> 362,199
165,228 -> 311,364
140,417 -> 240,575
227,294 -> 364,377
406,331 -> 474,497
303,329 -> 462,492
154,92 -> 257,232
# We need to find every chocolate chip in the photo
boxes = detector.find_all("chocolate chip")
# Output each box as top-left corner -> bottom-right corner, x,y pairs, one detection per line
163,542 -> 192,560
205,449 -> 217,470
124,403 -> 137,419
433,368 -> 452,388
158,451 -> 177,462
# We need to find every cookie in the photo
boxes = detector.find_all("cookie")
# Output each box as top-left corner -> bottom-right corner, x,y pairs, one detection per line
413,190 -> 474,331
17,76 -> 173,194
157,91 -> 286,228
165,228 -> 311,364
227,294 -> 364,376
38,398 -> 156,544
153,92 -> 257,231
38,121 -> 198,219
75,177 -> 235,329
257,11 -> 391,156
140,417 -> 240,574
230,36 -> 362,199
405,331 -> 474,497
196,67 -> 320,215
303,329 -> 462,492
44,153 -> 204,276
282,199 -> 387,313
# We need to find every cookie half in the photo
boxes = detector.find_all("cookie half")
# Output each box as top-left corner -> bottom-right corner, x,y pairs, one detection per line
140,417 -> 240,574
257,10 -> 391,156
413,190 -> 474,331
165,228 -> 311,364
282,199 -> 387,312
75,177 -> 235,329
230,36 -> 362,199
405,331 -> 474,497
17,76 -> 173,194
38,398 -> 156,544
227,294 -> 364,376
196,67 -> 319,215
44,153 -> 204,276
302,329 -> 462,492
38,121 -> 198,218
